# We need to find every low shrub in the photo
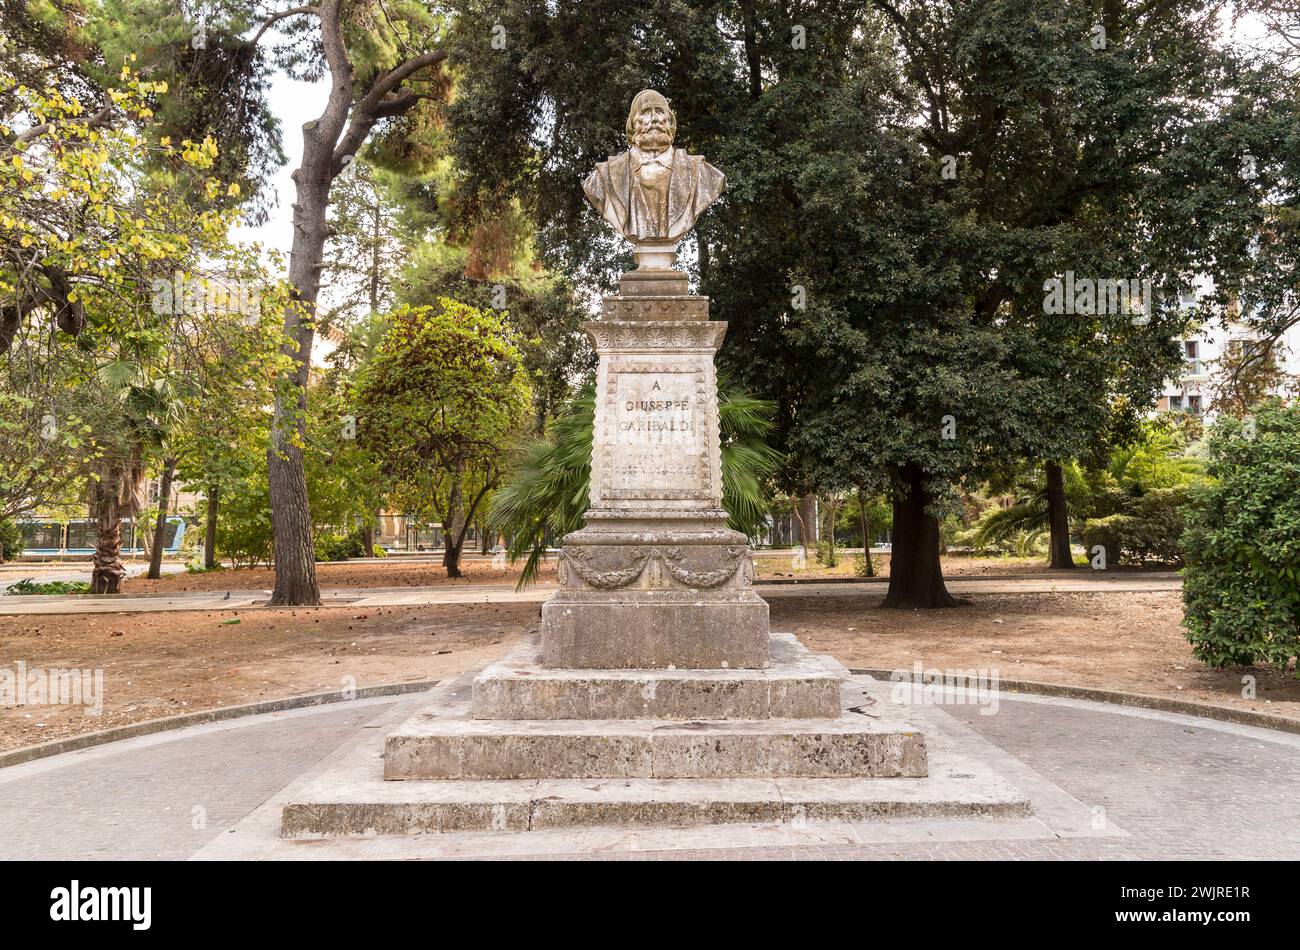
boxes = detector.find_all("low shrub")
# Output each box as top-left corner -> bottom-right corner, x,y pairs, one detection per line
317,528 -> 368,562
7,578 -> 91,595
814,539 -> 838,567
216,475 -> 274,568
1081,488 -> 1188,567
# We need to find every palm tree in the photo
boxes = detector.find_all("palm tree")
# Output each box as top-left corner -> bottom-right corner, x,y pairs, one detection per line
490,379 -> 782,587
969,485 -> 1051,556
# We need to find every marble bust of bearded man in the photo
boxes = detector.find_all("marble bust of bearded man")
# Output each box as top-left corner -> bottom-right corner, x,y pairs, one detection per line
582,90 -> 725,245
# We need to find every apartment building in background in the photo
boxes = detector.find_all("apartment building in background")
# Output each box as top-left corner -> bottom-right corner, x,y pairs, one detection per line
1156,280 -> 1300,423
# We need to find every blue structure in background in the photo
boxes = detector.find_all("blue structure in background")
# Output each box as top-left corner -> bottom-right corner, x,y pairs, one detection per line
18,517 -> 188,557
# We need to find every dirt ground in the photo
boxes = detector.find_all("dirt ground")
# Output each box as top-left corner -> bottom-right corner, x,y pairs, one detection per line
772,591 -> 1300,721
0,603 -> 538,752
119,557 -> 560,593
96,552 -> 1152,594
2,589 -> 1296,753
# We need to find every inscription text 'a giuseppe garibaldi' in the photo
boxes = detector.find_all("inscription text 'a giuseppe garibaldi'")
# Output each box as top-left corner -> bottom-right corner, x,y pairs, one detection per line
614,374 -> 699,490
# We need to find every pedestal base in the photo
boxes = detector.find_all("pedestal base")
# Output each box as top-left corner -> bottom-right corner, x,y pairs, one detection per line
474,632 -> 839,720
275,635 -> 1036,839
540,588 -> 770,669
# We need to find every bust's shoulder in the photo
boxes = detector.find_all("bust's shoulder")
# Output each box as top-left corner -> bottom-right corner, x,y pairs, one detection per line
674,149 -> 715,168
677,150 -> 723,175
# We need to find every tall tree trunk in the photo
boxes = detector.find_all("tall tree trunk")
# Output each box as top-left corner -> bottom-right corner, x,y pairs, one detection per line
741,0 -> 762,100
823,494 -> 839,566
204,484 -> 219,570
1045,459 -> 1075,569
361,516 -> 375,557
798,494 -> 818,545
856,486 -> 875,577
267,124 -> 334,606
790,495 -> 809,557
260,3 -> 446,606
443,537 -> 463,577
265,5 -> 352,608
90,467 -> 126,594
442,474 -> 464,578
882,463 -> 960,608
146,458 -> 175,579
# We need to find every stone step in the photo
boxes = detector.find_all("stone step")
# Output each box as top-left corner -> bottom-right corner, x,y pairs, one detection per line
383,714 -> 927,780
472,632 -> 842,721
281,775 -> 1029,838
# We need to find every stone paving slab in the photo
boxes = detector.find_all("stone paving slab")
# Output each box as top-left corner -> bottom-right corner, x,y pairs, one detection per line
0,697 -> 406,860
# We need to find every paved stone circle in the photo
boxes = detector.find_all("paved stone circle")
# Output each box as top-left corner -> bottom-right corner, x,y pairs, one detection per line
1,684 -> 1296,860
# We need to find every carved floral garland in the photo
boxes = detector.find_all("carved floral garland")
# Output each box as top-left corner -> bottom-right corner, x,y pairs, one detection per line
562,545 -> 747,590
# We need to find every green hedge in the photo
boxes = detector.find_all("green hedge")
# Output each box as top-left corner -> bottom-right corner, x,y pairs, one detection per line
1081,487 -> 1188,567
1182,403 -> 1300,671
317,528 -> 369,562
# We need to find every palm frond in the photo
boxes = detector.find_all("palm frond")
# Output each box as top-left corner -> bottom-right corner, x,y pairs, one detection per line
971,498 -> 1048,548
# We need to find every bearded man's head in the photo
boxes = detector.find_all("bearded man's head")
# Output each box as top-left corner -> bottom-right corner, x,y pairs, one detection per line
626,89 -> 676,153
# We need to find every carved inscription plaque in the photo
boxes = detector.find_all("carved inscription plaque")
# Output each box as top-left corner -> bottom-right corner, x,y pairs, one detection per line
612,370 -> 701,492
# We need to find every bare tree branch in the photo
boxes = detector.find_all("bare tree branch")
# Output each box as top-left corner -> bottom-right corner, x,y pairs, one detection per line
249,4 -> 321,48
1,105 -> 115,156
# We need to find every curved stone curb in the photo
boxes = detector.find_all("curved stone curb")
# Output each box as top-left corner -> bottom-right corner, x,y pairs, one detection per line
756,571 -> 1180,587
0,679 -> 439,770
850,667 -> 1299,736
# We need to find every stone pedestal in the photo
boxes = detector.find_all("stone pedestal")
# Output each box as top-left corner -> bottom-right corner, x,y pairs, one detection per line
539,276 -> 769,669
278,634 -> 1032,841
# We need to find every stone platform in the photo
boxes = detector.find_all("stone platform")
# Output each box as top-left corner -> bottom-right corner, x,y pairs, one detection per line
279,635 -> 1031,838
473,631 -> 841,720
385,633 -> 925,781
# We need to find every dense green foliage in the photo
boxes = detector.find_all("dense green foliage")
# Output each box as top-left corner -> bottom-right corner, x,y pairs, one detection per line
316,527 -> 370,562
0,518 -> 22,561
1182,403 -> 1300,671
355,298 -> 532,573
958,418 -> 1205,561
1081,488 -> 1191,568
442,0 -> 1299,605
214,469 -> 274,568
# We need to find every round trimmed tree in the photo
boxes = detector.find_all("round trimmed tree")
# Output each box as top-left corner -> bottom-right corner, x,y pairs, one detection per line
354,299 -> 532,577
